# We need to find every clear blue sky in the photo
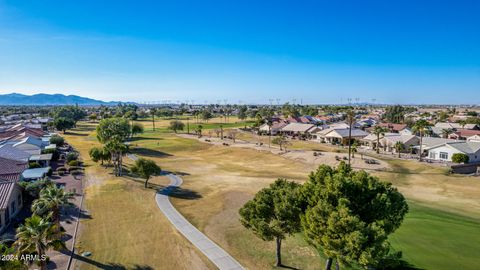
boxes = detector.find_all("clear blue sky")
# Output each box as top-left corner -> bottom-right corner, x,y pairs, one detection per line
0,0 -> 479,104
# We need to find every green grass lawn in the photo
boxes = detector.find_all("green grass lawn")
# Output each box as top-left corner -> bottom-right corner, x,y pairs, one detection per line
390,202 -> 480,270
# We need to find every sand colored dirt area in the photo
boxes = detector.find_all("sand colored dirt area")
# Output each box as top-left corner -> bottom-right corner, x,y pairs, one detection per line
177,133 -> 390,171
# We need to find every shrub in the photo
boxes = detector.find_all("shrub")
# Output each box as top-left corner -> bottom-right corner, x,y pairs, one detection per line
29,162 -> 41,169
66,152 -> 79,162
47,168 -> 53,177
68,160 -> 79,167
49,135 -> 65,145
452,153 -> 469,163
56,167 -> 67,176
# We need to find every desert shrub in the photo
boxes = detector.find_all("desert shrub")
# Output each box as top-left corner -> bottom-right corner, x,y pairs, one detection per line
68,160 -> 79,167
66,152 -> 79,162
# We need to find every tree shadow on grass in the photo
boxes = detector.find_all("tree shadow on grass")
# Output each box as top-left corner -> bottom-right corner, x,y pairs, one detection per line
130,148 -> 173,158
383,260 -> 425,270
163,186 -> 202,200
129,136 -> 162,142
63,251 -> 154,270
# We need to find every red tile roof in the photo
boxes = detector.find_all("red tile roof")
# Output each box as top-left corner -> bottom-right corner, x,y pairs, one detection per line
0,157 -> 27,182
378,123 -> 408,132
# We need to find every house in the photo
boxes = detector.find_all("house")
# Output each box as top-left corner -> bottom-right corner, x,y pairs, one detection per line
434,122 -> 479,130
426,141 -> 480,163
317,128 -> 369,145
467,135 -> 480,143
361,133 -> 419,152
0,157 -> 28,182
377,123 -> 409,134
0,181 -> 23,233
280,123 -> 319,136
11,137 -> 46,155
380,135 -> 419,152
29,153 -> 53,167
258,121 -> 288,135
450,129 -> 480,140
0,144 -> 31,162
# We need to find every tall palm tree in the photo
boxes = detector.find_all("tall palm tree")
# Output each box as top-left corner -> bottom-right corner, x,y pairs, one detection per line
372,125 -> 388,154
412,119 -> 431,161
346,110 -> 355,165
32,185 -> 75,232
15,215 -> 65,270
394,141 -> 405,158
150,108 -> 157,131
266,119 -> 273,148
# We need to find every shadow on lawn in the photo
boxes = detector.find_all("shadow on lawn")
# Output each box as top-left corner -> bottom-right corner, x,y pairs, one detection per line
167,186 -> 202,200
130,148 -> 173,158
63,250 -> 154,270
129,136 -> 161,142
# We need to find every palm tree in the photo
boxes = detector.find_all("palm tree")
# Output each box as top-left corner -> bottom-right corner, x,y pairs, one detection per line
441,128 -> 454,139
412,119 -> 431,161
150,108 -> 157,131
266,119 -> 273,148
15,215 -> 65,270
32,185 -> 75,232
346,110 -> 355,165
372,125 -> 388,154
394,141 -> 405,158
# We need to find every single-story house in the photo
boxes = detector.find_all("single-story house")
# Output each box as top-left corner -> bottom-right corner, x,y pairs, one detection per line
0,144 -> 31,162
0,181 -> 23,233
280,123 -> 320,136
11,136 -> 45,155
435,122 -> 479,130
380,135 -> 420,152
258,121 -> 288,135
376,123 -> 409,134
426,141 -> 480,163
467,135 -> 480,143
21,167 -> 51,181
0,157 -> 28,182
317,128 -> 369,145
450,129 -> 480,140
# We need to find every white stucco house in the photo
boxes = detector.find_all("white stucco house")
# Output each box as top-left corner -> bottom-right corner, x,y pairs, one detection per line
426,141 -> 480,163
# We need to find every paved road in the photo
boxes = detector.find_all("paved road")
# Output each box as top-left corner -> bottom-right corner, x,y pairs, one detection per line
156,174 -> 245,270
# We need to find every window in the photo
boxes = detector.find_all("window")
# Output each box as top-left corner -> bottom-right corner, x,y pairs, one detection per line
440,152 -> 449,160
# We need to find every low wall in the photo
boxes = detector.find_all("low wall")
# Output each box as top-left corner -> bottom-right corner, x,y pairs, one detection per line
451,162 -> 480,174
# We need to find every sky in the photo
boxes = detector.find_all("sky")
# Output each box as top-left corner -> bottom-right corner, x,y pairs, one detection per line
0,0 -> 479,104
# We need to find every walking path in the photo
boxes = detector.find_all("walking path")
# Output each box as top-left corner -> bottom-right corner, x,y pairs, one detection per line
127,153 -> 245,270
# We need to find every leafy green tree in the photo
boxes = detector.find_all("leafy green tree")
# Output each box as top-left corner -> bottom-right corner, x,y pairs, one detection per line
383,105 -> 413,123
53,106 -> 86,125
49,135 -> 64,146
301,163 -> 408,270
15,215 -> 65,270
372,125 -> 388,154
272,135 -> 289,151
412,119 -> 431,161
452,153 -> 469,164
238,105 -> 248,120
19,178 -> 54,199
89,146 -> 109,165
239,179 -> 302,267
96,118 -> 131,176
169,120 -> 185,133
201,109 -> 213,122
130,158 -> 162,188
53,117 -> 75,133
131,123 -> 144,137
32,185 -> 75,232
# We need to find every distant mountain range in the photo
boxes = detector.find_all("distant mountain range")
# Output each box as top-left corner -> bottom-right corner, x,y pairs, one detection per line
0,93 -> 125,105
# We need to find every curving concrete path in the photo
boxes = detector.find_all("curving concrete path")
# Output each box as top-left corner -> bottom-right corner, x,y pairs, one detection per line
156,173 -> 245,270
